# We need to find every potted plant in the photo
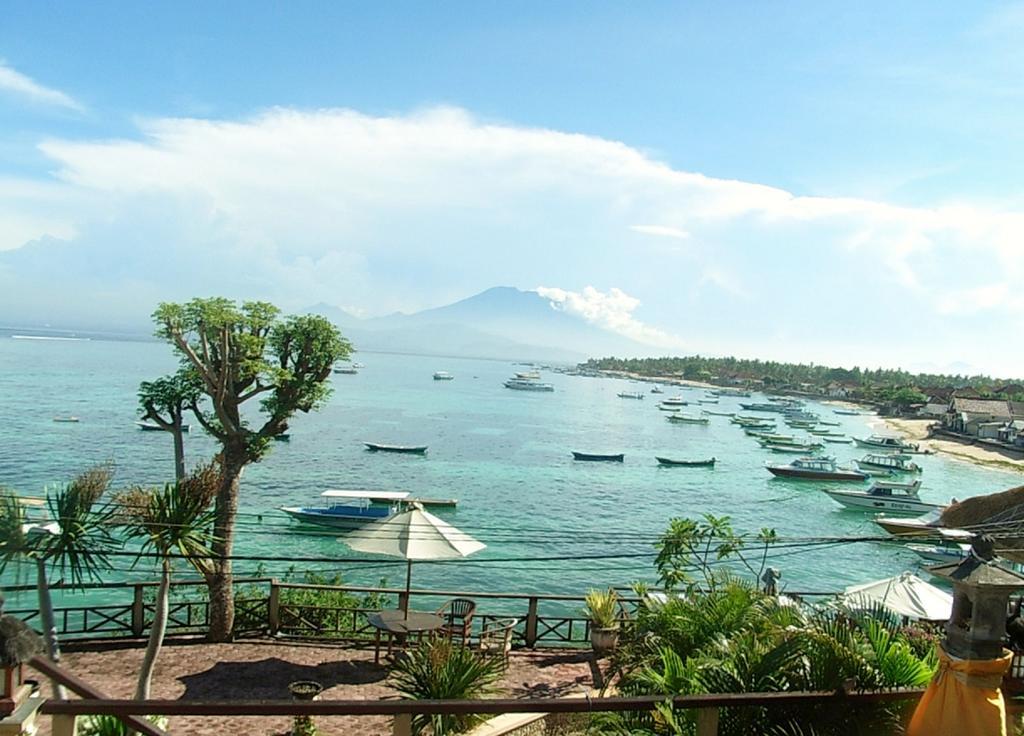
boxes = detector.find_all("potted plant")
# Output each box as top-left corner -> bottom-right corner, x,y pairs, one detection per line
585,588 -> 620,654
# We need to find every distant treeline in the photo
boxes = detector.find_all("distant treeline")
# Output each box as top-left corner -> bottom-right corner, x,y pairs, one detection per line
582,356 -> 1024,404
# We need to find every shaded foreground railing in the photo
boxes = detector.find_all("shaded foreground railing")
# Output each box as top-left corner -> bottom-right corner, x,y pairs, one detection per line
39,688 -> 928,736
6,577 -> 838,648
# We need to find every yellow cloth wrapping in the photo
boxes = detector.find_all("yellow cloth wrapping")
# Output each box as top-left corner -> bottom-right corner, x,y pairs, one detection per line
908,644 -> 1013,736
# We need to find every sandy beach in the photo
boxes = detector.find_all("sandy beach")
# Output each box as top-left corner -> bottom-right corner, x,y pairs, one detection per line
877,416 -> 1024,474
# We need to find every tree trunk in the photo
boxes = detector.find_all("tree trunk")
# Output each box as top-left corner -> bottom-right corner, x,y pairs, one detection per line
36,557 -> 67,699
172,422 -> 186,483
205,449 -> 244,642
135,560 -> 170,700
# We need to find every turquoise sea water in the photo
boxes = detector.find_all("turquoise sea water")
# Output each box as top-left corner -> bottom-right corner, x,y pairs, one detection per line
1,333 -> 1021,607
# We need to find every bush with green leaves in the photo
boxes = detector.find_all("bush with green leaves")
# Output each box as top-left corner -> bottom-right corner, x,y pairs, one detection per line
390,637 -> 505,735
77,714 -> 169,736
597,517 -> 939,736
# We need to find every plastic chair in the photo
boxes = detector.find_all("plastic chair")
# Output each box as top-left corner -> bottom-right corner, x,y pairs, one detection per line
435,598 -> 476,644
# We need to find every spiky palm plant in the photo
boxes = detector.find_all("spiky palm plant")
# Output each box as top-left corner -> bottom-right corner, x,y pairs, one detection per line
390,637 -> 504,735
117,467 -> 216,700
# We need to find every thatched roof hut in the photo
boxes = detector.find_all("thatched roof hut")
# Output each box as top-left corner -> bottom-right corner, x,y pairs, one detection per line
0,595 -> 43,667
940,485 -> 1024,563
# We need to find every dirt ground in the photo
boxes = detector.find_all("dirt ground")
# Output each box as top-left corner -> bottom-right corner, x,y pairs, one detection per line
31,639 -> 598,735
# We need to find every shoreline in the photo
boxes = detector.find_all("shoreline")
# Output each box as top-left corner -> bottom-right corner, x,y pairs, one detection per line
878,416 -> 1024,474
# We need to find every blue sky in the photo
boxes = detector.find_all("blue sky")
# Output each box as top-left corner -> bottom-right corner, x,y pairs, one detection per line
2,2 -> 1023,375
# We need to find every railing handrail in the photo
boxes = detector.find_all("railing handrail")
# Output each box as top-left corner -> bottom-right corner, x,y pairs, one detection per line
39,688 -> 926,717
0,576 -> 274,594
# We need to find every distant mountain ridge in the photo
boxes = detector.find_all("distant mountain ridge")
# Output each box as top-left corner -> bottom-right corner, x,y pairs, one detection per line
306,286 -> 653,362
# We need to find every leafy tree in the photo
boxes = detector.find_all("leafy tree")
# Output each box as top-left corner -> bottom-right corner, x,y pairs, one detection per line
151,298 -> 350,641
115,462 -> 218,699
0,466 -> 117,696
138,370 -> 203,481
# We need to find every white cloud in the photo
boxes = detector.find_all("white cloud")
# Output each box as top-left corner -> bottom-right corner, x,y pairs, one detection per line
698,268 -> 750,300
630,224 -> 690,240
536,285 -> 685,349
0,61 -> 83,112
935,282 -> 1021,316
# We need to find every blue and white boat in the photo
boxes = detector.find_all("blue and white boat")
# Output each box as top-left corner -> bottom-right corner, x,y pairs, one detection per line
281,490 -> 406,529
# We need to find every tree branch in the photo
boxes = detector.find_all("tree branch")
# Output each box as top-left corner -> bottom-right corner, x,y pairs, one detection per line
238,383 -> 273,403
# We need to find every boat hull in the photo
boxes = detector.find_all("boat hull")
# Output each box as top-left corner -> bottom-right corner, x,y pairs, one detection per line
824,490 -> 941,515
364,443 -> 428,454
767,466 -> 866,481
281,506 -> 392,529
572,452 -> 624,462
656,457 -> 715,467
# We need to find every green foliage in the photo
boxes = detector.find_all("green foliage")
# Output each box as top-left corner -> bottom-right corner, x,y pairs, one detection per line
598,518 -> 938,735
138,370 -> 203,423
77,714 -> 168,736
584,356 -> 1016,399
390,637 -> 504,735
654,515 -> 771,592
585,588 -> 620,629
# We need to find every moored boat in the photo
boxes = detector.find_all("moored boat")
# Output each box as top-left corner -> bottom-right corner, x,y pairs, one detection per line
855,453 -> 922,474
853,434 -> 919,452
572,451 -> 624,462
823,436 -> 852,444
333,364 -> 358,374
364,442 -> 428,454
617,391 -> 645,399
53,416 -> 80,423
433,371 -> 455,380
137,421 -> 191,432
667,413 -> 710,425
281,490 -> 405,529
656,457 -> 716,467
650,386 -> 664,394
766,456 -> 868,481
660,396 -> 688,406
874,508 -> 947,537
823,479 -> 940,515
504,377 -> 555,391
703,410 -> 736,417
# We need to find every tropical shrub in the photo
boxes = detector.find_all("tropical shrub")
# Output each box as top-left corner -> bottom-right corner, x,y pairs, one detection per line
390,637 -> 504,735
77,715 -> 169,736
585,588 -> 620,629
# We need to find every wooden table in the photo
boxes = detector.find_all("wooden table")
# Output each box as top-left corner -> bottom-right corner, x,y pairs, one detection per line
366,609 -> 444,663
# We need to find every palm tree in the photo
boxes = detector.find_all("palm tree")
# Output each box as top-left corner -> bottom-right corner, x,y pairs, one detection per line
0,465 -> 117,697
115,463 -> 217,700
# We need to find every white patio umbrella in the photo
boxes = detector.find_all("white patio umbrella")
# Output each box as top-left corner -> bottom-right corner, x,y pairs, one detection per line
341,503 -> 486,617
842,572 -> 953,621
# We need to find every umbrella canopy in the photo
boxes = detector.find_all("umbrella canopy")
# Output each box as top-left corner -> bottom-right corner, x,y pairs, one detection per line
341,504 -> 485,615
842,572 -> 953,621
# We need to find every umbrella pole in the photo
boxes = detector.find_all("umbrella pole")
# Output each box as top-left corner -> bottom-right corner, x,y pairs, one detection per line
404,560 -> 412,619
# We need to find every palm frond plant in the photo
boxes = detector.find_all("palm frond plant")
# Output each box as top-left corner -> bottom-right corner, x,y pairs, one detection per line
0,467 -> 118,697
116,461 -> 218,699
390,637 -> 504,735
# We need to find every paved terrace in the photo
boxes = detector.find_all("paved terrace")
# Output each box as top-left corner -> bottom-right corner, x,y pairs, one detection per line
32,639 -> 598,736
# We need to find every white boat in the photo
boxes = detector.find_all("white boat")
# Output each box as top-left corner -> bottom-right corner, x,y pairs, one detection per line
137,421 -> 191,433
433,371 -> 455,381
823,479 -> 941,515
906,542 -> 971,565
650,386 -> 664,394
504,377 -> 554,392
617,391 -> 645,400
333,364 -> 358,374
874,507 -> 947,537
853,434 -> 919,452
765,456 -> 867,481
855,453 -> 922,474
660,396 -> 687,406
515,370 -> 541,380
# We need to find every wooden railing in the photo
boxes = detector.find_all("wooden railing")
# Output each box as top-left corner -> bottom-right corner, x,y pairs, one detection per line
38,687 -> 927,736
6,578 -> 837,648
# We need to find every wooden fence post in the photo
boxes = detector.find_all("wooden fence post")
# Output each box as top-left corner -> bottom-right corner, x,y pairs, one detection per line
695,707 -> 719,736
131,585 -> 145,637
51,714 -> 78,736
392,713 -> 412,736
524,596 -> 539,648
268,579 -> 280,635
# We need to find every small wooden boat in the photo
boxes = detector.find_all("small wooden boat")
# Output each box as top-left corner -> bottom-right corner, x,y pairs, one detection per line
651,386 -> 664,394
833,409 -> 865,416
658,405 -> 681,412
818,420 -> 841,426
823,436 -> 852,444
137,421 -> 191,432
660,396 -> 688,406
53,416 -> 80,423
572,452 -> 624,462
433,371 -> 455,381
273,433 -> 291,442
698,398 -> 719,404
364,442 -> 428,454
617,391 -> 645,399
770,445 -> 822,454
333,364 -> 358,374
703,410 -> 735,417
667,413 -> 710,425
656,456 -> 715,467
